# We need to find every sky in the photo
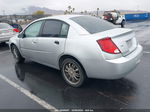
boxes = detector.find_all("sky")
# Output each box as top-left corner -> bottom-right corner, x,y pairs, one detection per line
0,0 -> 150,14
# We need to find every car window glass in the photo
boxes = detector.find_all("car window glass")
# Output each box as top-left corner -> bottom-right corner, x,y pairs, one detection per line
71,16 -> 116,34
60,23 -> 69,37
25,21 -> 43,38
41,20 -> 62,37
0,23 -> 12,29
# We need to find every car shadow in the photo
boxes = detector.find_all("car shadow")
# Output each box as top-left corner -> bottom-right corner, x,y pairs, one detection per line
15,62 -> 137,109
0,43 -> 9,51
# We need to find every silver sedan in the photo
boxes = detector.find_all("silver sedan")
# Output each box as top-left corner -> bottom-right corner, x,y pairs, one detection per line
0,23 -> 19,44
9,15 -> 143,87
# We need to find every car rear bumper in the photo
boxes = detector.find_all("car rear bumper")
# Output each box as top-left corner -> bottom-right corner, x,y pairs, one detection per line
85,45 -> 143,79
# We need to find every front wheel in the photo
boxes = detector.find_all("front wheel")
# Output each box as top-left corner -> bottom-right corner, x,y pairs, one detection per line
121,20 -> 125,28
11,45 -> 25,63
61,58 -> 86,87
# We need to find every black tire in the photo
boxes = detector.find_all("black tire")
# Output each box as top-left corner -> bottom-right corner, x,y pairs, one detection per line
11,45 -> 25,63
0,42 -> 6,46
121,20 -> 125,28
61,58 -> 86,87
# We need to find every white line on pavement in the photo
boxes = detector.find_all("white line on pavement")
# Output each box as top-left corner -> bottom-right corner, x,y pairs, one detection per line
144,51 -> 150,54
0,74 -> 58,112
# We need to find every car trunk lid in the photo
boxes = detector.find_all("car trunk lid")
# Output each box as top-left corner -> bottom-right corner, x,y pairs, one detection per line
93,28 -> 138,56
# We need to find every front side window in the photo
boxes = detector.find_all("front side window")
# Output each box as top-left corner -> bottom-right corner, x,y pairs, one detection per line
25,21 -> 43,38
41,20 -> 69,38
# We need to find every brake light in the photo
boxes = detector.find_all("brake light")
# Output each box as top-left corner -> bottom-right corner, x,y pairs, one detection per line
104,16 -> 107,20
97,37 -> 121,54
13,28 -> 19,32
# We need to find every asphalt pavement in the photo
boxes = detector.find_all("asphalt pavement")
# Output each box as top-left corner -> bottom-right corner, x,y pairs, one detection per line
0,21 -> 150,112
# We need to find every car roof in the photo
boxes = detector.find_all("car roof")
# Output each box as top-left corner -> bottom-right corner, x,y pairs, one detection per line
37,15 -> 84,21
0,22 -> 9,24
26,15 -> 91,35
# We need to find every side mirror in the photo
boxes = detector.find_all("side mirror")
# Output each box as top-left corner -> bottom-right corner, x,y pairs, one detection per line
18,32 -> 25,38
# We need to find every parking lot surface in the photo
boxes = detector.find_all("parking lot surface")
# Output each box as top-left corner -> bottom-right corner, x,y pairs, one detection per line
0,21 -> 150,111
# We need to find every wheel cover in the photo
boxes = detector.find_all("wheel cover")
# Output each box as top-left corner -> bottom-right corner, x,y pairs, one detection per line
63,62 -> 81,85
12,47 -> 18,59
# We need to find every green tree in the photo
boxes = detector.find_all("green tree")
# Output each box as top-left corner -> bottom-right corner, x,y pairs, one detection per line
33,10 -> 45,15
33,10 -> 45,19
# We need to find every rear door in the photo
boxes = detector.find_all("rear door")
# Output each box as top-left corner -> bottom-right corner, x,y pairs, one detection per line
35,19 -> 69,68
20,20 -> 44,59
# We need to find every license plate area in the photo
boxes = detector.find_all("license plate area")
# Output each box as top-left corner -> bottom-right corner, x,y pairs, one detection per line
127,39 -> 132,48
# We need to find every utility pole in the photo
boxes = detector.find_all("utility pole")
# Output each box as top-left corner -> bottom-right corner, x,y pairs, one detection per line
2,10 -> 5,16
97,8 -> 99,16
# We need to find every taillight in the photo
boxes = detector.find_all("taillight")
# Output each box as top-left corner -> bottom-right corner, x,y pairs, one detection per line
13,28 -> 19,32
97,37 -> 121,54
104,16 -> 107,20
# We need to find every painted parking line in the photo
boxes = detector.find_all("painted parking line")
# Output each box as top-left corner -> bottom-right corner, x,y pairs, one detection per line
0,74 -> 58,112
143,51 -> 150,54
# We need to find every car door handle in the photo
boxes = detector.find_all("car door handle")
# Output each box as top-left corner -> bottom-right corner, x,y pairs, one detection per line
54,41 -> 59,45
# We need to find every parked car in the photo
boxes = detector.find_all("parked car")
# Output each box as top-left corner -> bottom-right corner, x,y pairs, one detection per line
10,23 -> 23,32
102,11 -> 126,28
9,15 -> 143,87
0,23 -> 19,44
0,19 -> 23,32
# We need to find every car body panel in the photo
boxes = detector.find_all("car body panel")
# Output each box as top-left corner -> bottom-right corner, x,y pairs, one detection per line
0,27 -> 17,43
31,37 -> 66,69
82,45 -> 143,79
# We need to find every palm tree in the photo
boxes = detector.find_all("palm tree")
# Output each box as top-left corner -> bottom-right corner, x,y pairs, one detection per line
84,10 -> 87,14
64,10 -> 68,15
68,6 -> 72,13
80,11 -> 84,14
72,8 -> 75,13
65,6 -> 75,14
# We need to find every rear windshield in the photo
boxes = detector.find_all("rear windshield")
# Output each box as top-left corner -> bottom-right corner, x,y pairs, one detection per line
0,23 -> 12,29
70,16 -> 116,34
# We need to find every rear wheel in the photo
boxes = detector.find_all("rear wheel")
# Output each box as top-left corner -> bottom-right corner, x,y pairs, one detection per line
61,58 -> 86,87
11,45 -> 25,63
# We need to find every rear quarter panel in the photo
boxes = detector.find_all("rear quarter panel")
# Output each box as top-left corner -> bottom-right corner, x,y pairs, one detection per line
63,36 -> 106,78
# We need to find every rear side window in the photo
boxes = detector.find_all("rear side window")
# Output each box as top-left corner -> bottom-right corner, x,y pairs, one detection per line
70,16 -> 115,34
41,20 -> 69,38
0,23 -> 12,29
60,23 -> 69,37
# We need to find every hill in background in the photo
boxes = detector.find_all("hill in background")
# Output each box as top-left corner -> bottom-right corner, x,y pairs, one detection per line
18,6 -> 150,15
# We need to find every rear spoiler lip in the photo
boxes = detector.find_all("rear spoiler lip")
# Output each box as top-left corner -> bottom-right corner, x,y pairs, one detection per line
112,30 -> 133,38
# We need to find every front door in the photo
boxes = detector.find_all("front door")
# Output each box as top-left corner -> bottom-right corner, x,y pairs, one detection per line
20,20 -> 44,60
35,20 -> 69,68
